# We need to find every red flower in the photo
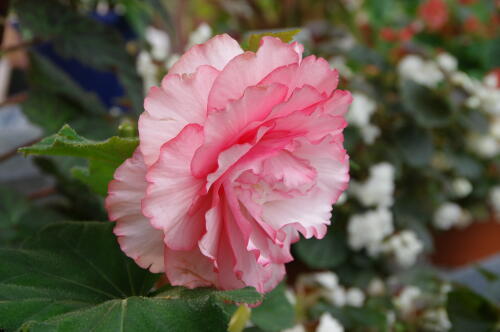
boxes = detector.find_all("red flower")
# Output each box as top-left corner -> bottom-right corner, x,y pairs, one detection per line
419,0 -> 448,31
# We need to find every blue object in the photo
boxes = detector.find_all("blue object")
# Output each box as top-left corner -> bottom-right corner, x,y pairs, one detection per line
35,11 -> 135,111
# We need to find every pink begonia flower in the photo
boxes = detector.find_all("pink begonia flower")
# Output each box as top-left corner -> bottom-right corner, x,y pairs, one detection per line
106,34 -> 351,293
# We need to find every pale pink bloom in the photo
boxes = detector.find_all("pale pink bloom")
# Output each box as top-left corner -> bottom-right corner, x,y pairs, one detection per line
106,34 -> 351,293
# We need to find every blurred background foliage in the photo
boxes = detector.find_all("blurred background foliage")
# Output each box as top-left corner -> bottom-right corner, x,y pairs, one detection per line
0,0 -> 499,331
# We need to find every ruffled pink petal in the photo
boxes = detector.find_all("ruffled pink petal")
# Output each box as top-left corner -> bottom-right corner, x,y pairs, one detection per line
106,149 -> 165,273
169,34 -> 243,75
323,89 -> 353,116
142,124 -> 206,251
139,65 -> 219,166
191,84 -> 288,178
208,36 -> 300,112
260,55 -> 339,99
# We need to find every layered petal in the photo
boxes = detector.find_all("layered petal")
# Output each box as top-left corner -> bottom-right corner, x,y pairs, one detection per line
208,36 -> 300,111
143,124 -> 206,251
169,34 -> 243,75
106,149 -> 165,273
191,84 -> 288,177
139,65 -> 219,166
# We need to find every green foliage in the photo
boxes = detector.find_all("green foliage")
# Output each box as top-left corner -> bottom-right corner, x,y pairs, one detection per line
19,125 -> 138,195
0,186 -> 63,246
396,125 -> 434,167
0,222 -> 256,331
14,0 -> 144,113
446,287 -> 500,332
251,283 -> 295,332
400,81 -> 454,128
294,227 -> 348,269
246,29 -> 301,52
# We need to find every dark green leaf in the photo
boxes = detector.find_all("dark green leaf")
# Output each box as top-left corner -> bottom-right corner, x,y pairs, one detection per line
0,222 -> 159,331
295,228 -> 348,269
20,297 -> 228,332
446,288 -> 499,332
397,125 -> 434,167
247,29 -> 301,52
19,125 -> 138,195
251,283 -> 295,332
401,80 -> 453,128
0,186 -> 63,246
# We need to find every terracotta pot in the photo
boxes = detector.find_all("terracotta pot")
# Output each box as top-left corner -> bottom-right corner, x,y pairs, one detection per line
431,218 -> 500,268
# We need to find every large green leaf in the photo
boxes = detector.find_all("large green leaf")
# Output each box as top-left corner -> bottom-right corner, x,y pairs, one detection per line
251,282 -> 295,332
0,222 -> 262,331
0,222 -> 158,331
19,125 -> 138,195
446,287 -> 499,332
20,297 -> 229,332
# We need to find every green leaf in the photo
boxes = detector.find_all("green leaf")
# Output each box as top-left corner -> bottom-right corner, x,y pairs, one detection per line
247,29 -> 301,52
19,125 -> 138,195
251,283 -> 295,332
15,0 -> 144,112
396,125 -> 434,167
294,228 -> 348,269
401,80 -> 453,128
0,185 -> 63,246
446,288 -> 500,332
155,286 -> 263,306
20,297 -> 228,332
0,222 -> 159,331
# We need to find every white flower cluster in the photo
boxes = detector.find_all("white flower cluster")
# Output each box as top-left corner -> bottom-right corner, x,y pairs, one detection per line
422,308 -> 452,332
383,230 -> 424,267
348,163 -> 424,267
350,162 -> 395,207
304,272 -> 366,308
433,202 -> 472,230
395,285 -> 422,317
398,55 -> 444,88
451,177 -> 473,198
348,207 -> 394,256
347,93 -> 380,144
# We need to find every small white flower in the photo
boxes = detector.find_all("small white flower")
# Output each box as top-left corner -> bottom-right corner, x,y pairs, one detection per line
346,288 -> 365,307
422,308 -> 452,332
468,135 -> 499,158
187,23 -> 212,48
436,53 -> 457,72
384,231 -> 423,267
395,286 -> 421,317
490,186 -> 500,217
329,56 -> 353,79
434,202 -> 464,230
145,26 -> 170,61
325,286 -> 347,307
484,73 -> 498,88
398,55 -> 443,88
360,124 -> 381,145
367,278 -> 385,296
348,208 -> 394,256
466,96 -> 481,109
350,162 -> 395,207
136,51 -> 158,92
283,325 -> 306,332
347,93 -> 377,127
316,313 -> 344,332
312,272 -> 339,290
490,117 -> 500,140
451,178 -> 472,198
